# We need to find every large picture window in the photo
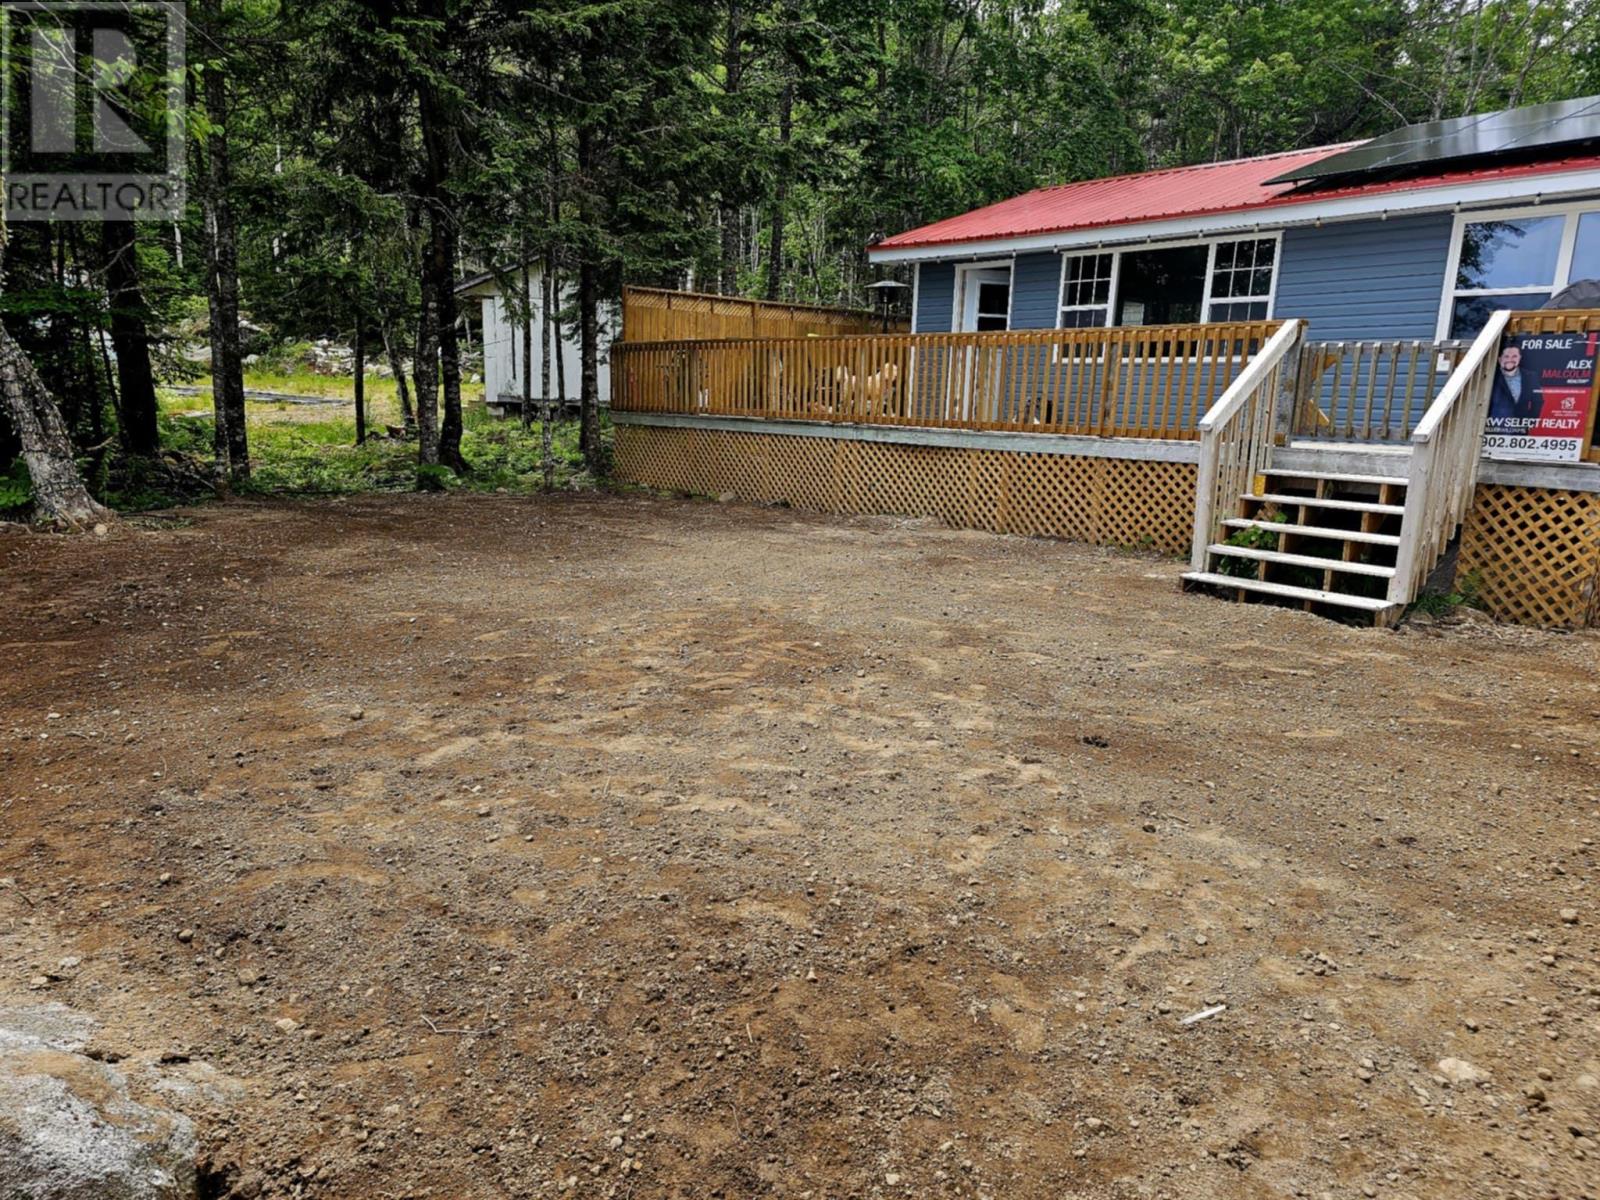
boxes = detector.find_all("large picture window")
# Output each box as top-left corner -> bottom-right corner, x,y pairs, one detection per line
1441,204 -> 1600,339
1058,236 -> 1278,330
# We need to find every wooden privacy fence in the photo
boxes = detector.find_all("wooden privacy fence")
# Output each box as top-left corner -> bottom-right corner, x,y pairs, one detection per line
621,286 -> 896,342
1292,339 -> 1468,442
612,320 -> 1280,439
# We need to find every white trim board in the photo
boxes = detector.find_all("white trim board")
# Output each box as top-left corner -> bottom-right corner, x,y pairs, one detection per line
618,412 -> 1600,494
951,259 -> 1015,332
612,411 -> 1200,461
867,167 -> 1600,265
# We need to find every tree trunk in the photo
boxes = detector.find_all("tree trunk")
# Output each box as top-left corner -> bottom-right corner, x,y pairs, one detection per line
199,0 -> 249,479
764,80 -> 792,302
353,316 -> 366,445
578,256 -> 601,472
576,125 -> 602,472
540,253 -> 554,488
384,325 -> 414,433
718,0 -> 744,294
0,324 -> 111,527
552,263 -> 567,407
522,260 -> 535,430
433,213 -> 466,472
101,220 -> 161,457
414,265 -> 440,466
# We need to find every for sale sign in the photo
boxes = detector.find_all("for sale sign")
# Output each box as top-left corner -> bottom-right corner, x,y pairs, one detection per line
1483,331 -> 1598,463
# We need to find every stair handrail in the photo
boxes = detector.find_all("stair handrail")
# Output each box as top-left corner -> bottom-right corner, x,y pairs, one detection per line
1190,319 -> 1305,570
1387,308 -> 1511,604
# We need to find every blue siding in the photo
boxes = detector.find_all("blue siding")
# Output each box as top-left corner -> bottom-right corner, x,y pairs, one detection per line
914,263 -> 955,333
1009,253 -> 1061,329
1275,214 -> 1454,340
914,211 -> 1455,340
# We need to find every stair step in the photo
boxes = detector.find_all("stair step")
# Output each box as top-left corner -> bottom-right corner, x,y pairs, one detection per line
1221,518 -> 1401,547
1264,469 -> 1408,489
1182,571 -> 1400,613
1207,545 -> 1396,578
1247,492 -> 1406,516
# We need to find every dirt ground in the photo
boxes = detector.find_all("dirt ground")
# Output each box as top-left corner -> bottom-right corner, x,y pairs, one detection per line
2,492 -> 1597,1200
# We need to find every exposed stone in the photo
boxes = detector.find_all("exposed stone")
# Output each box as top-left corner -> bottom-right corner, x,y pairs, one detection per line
0,1003 -> 197,1200
1436,1057 -> 1491,1086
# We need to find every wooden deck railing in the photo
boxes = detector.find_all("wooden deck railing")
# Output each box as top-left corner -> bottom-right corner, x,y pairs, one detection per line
1388,310 -> 1511,604
1189,320 -> 1306,569
612,321 -> 1282,439
1291,339 -> 1469,442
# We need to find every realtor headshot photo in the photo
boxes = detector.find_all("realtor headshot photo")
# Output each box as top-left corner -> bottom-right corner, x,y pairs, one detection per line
1488,339 -> 1541,425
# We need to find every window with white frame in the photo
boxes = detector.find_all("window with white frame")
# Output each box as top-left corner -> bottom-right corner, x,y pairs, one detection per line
1207,237 -> 1276,320
1059,253 -> 1114,327
1442,204 -> 1600,339
1057,236 -> 1278,329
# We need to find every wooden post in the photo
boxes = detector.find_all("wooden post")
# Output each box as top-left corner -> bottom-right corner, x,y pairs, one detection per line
1271,321 -> 1305,443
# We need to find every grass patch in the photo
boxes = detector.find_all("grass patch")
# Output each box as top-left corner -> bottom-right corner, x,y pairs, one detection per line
143,365 -> 597,504
1408,568 -> 1486,618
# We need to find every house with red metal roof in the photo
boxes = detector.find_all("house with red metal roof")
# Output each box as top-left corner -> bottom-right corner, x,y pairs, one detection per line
868,96 -> 1600,348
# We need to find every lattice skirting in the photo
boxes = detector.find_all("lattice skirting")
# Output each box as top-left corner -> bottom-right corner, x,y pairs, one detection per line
1458,484 -> 1600,628
614,425 -> 1197,553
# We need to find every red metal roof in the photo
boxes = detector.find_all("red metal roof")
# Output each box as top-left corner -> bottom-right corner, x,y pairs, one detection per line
872,144 -> 1600,252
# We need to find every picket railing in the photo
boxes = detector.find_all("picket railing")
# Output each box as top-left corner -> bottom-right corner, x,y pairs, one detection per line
612,321 -> 1281,439
1292,339 -> 1469,442
1189,320 -> 1306,569
1387,310 -> 1511,603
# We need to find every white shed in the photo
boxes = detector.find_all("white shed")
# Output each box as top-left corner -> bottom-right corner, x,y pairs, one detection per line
456,266 -> 618,416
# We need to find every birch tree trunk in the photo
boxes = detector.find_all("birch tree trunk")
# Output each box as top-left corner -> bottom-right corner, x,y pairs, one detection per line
433,214 -> 466,472
0,323 -> 111,527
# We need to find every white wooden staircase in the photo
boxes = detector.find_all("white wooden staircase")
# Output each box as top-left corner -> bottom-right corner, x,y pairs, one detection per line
1182,312 -> 1511,626
1184,467 -> 1410,624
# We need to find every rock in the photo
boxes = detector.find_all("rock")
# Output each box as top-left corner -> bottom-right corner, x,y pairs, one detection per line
884,1173 -> 901,1186
0,1003 -> 198,1200
274,1017 -> 300,1034
1559,907 -> 1578,924
348,707 -> 364,721
175,930 -> 193,945
1436,1057 -> 1490,1086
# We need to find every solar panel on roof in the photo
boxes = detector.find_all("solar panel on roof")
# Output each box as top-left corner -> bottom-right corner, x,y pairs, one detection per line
1266,95 -> 1600,184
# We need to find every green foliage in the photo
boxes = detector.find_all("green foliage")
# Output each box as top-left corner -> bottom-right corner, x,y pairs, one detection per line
233,403 -> 604,499
1409,568 -> 1487,617
0,461 -> 32,514
1216,510 -> 1287,577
